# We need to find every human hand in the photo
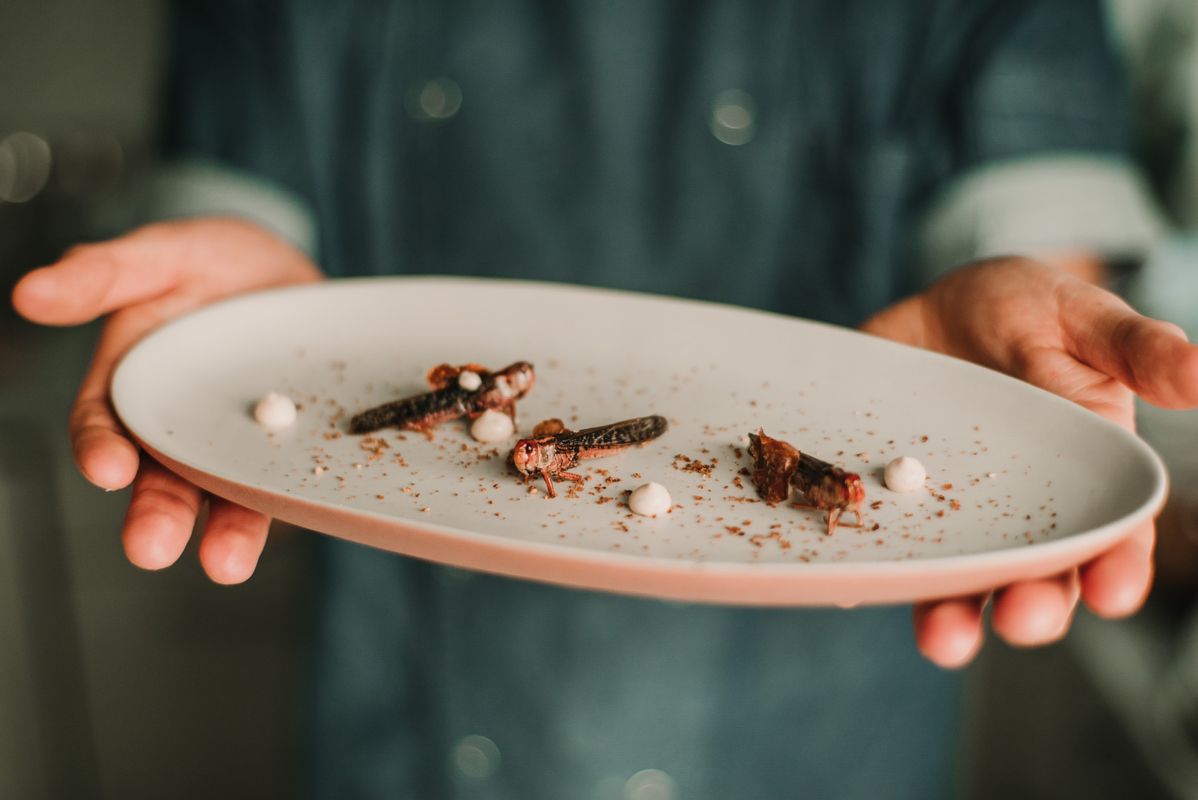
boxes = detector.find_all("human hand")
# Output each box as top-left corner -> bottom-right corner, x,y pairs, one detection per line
12,217 -> 323,583
862,257 -> 1198,668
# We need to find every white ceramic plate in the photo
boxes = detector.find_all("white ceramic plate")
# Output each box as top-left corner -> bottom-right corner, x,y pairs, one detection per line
111,277 -> 1167,606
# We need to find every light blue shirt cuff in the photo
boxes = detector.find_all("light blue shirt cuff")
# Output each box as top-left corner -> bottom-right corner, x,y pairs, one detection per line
129,159 -> 318,257
918,155 -> 1166,284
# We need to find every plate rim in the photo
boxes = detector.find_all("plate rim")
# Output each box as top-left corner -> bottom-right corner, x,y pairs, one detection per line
111,275 -> 1171,605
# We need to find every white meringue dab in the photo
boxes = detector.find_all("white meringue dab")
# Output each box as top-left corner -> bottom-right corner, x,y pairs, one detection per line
884,456 -> 927,492
254,392 -> 297,429
458,370 -> 482,390
629,482 -> 672,517
470,409 -> 514,443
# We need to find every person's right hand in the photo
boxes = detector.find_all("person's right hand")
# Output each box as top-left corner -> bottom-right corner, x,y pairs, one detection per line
11,217 -> 324,583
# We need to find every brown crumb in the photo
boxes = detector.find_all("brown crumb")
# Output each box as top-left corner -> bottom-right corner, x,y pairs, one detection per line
673,454 -> 716,477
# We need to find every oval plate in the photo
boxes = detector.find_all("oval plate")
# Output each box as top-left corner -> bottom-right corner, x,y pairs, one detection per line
111,277 -> 1167,606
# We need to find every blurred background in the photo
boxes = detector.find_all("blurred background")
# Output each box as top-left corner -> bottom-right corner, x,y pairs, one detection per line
0,5 -> 313,798
1,1 -> 1197,798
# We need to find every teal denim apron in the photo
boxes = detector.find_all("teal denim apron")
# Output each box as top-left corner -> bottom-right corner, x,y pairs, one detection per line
163,1 -> 1131,796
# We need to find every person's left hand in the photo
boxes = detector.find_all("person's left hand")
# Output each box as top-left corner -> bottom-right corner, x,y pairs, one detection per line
862,256 -> 1198,668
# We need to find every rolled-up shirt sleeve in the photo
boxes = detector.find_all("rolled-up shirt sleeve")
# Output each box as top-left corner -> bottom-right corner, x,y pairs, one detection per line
918,0 -> 1166,281
133,159 -> 319,257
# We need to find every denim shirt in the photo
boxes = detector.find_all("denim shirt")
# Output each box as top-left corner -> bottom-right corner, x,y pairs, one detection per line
162,2 -> 1132,797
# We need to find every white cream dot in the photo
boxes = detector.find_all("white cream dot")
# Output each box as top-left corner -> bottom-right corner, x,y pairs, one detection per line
629,482 -> 672,517
471,409 -> 514,442
884,456 -> 927,492
254,392 -> 297,429
458,370 -> 482,390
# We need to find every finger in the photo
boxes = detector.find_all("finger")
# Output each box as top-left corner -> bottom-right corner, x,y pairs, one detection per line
14,219 -> 323,328
72,394 -> 141,490
913,594 -> 987,669
1017,345 -> 1135,430
122,456 -> 203,570
991,569 -> 1081,647
1081,521 -> 1155,618
69,306 -> 179,490
11,233 -> 184,326
198,498 -> 271,585
1060,282 -> 1198,409
859,294 -> 930,349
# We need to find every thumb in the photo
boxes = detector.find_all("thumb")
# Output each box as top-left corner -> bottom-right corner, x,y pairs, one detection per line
12,226 -> 187,326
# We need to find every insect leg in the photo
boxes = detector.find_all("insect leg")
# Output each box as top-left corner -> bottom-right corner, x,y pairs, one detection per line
405,421 -> 438,441
539,469 -> 557,498
839,509 -> 864,529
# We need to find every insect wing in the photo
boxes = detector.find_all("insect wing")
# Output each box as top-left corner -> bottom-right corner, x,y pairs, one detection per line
793,451 -> 835,487
557,415 -> 668,449
349,386 -> 466,433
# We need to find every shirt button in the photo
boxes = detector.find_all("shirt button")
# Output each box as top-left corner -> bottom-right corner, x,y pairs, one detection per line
710,89 -> 755,146
623,768 -> 677,800
409,77 -> 463,121
0,131 -> 52,202
451,734 -> 500,779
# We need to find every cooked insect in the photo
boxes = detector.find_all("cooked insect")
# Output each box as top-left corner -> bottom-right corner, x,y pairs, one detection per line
747,430 -> 865,534
747,430 -> 800,504
349,361 -> 534,436
511,415 -> 669,498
